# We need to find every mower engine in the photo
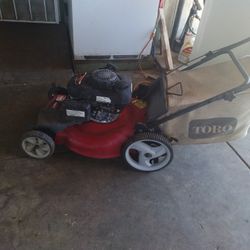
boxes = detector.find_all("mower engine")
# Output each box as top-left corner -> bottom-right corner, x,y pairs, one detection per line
68,66 -> 131,123
43,65 -> 132,130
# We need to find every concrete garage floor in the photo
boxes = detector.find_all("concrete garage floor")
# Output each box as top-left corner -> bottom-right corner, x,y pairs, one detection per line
0,84 -> 250,250
0,22 -> 72,85
1,22 -> 250,250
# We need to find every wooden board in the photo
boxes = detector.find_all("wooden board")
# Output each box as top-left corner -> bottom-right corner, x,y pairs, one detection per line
159,8 -> 174,70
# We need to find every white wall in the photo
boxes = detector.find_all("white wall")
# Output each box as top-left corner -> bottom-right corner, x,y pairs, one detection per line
68,0 -> 159,59
191,0 -> 250,60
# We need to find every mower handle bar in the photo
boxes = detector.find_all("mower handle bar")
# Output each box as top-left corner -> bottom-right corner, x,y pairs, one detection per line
215,37 -> 250,53
182,37 -> 250,84
148,37 -> 250,128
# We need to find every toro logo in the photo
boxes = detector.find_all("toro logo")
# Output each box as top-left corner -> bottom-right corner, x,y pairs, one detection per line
189,118 -> 237,139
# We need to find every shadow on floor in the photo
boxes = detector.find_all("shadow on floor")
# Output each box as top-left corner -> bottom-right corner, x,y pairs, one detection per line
0,22 -> 73,85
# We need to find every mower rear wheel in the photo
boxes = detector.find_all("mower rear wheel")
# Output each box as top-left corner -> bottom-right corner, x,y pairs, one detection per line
21,130 -> 55,159
122,133 -> 173,172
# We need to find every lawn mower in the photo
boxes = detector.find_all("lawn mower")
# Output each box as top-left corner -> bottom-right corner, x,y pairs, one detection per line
21,38 -> 250,172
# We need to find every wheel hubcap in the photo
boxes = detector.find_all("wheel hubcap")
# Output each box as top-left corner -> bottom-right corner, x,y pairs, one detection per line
22,137 -> 50,159
125,139 -> 171,171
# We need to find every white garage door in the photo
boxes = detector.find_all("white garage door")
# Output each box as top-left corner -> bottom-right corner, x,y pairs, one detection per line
0,0 -> 59,23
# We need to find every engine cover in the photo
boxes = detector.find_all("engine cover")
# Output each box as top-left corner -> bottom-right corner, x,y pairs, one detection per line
91,68 -> 119,89
67,68 -> 132,108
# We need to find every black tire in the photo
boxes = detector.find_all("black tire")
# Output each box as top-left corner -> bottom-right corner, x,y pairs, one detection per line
21,130 -> 55,159
122,133 -> 173,172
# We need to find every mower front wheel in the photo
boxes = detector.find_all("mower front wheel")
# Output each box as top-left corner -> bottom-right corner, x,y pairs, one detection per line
122,133 -> 173,172
21,130 -> 55,159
